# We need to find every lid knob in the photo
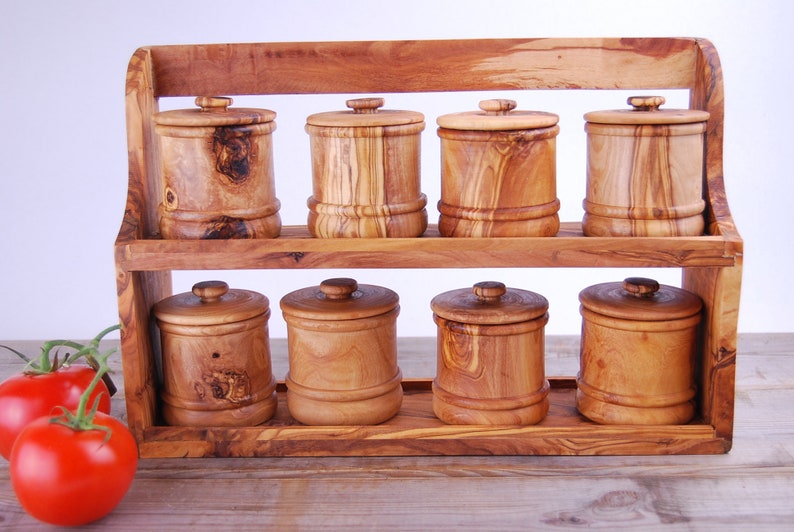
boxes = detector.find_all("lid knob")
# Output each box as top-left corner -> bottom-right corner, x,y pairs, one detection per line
473,281 -> 507,303
195,96 -> 233,112
192,280 -> 229,302
628,95 -> 665,112
479,99 -> 517,116
346,97 -> 385,114
622,277 -> 660,298
320,278 -> 359,300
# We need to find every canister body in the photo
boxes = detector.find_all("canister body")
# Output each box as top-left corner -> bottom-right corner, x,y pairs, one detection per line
154,281 -> 278,426
280,278 -> 403,425
582,122 -> 706,236
431,282 -> 550,425
576,278 -> 702,425
437,127 -> 560,237
156,97 -> 281,239
305,98 -> 427,238
582,96 -> 709,237
437,100 -> 560,237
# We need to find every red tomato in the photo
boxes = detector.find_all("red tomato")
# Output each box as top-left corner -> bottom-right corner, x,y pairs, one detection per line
10,411 -> 138,526
0,365 -> 111,459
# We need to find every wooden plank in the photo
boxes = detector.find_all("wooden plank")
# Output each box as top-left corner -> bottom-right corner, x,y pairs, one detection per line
133,381 -> 725,458
683,264 -> 743,444
122,47 -> 161,240
6,470 -> 792,529
1,334 -> 791,528
115,269 -> 169,441
116,224 -> 736,271
145,38 -> 698,97
692,39 -> 740,248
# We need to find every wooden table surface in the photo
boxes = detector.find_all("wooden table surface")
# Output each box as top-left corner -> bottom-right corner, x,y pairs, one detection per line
1,334 -> 792,530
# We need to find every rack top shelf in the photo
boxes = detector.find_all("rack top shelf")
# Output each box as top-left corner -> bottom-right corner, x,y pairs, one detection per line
119,37 -> 742,269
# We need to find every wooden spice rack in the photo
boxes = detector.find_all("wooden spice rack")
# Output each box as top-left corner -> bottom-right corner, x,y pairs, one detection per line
116,38 -> 742,457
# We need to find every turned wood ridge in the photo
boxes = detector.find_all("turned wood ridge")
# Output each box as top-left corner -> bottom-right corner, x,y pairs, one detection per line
116,38 -> 742,458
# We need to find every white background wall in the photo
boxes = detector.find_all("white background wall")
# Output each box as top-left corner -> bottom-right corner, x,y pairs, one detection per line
1,0 -> 790,340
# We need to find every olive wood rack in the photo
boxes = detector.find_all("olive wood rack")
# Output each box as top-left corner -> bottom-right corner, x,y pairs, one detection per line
116,37 -> 742,458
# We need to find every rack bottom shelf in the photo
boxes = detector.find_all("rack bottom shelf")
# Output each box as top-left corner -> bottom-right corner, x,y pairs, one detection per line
138,379 -> 728,457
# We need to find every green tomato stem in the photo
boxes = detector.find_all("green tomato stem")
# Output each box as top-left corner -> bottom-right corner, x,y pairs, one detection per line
61,349 -> 114,430
0,344 -> 31,363
50,326 -> 121,438
3,325 -> 121,395
66,324 -> 121,396
3,324 -> 122,436
27,325 -> 121,441
41,340 -> 85,365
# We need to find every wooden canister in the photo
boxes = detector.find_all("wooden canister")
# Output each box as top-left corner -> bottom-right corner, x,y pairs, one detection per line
576,277 -> 703,425
153,280 -> 278,426
305,97 -> 427,238
582,96 -> 710,236
280,278 -> 402,425
155,96 -> 281,239
431,281 -> 550,425
437,100 -> 560,237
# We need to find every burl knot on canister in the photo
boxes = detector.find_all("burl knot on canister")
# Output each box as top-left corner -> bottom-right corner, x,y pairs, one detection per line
154,96 -> 282,239
153,280 -> 278,426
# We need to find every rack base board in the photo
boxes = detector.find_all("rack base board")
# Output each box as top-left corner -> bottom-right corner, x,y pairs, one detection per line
137,379 -> 728,458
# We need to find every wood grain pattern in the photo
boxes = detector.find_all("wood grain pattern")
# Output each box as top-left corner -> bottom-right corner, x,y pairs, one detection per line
114,268 -> 167,441
577,311 -> 700,425
115,37 -> 742,457
123,47 -> 161,239
119,47 -> 171,442
437,120 -> 560,237
576,279 -> 702,425
280,279 -> 403,425
153,281 -> 277,426
3,334 -> 790,528
692,39 -> 737,245
117,38 -> 726,244
133,381 -> 724,458
582,103 -> 708,236
116,223 -> 736,271
431,283 -> 550,425
146,38 -> 699,97
306,103 -> 427,237
155,99 -> 281,239
683,265 -> 742,444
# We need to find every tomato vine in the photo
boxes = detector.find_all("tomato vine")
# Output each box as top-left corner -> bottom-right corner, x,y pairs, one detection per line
47,328 -> 120,439
1,323 -> 119,393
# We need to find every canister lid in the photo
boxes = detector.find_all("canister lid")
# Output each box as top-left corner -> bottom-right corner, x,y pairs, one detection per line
306,97 -> 424,127
431,281 -> 549,325
578,277 -> 702,321
153,280 -> 269,326
153,96 -> 276,127
437,99 -> 559,131
584,96 -> 709,125
279,278 -> 399,320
